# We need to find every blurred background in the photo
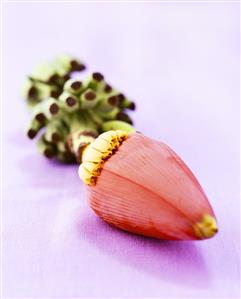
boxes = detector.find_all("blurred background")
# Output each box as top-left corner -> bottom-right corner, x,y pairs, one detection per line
2,2 -> 240,298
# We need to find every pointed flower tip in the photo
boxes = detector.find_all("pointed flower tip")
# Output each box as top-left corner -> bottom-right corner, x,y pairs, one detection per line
193,214 -> 218,239
78,130 -> 129,185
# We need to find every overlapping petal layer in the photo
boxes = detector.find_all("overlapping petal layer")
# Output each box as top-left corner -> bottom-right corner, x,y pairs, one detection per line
86,133 -> 217,240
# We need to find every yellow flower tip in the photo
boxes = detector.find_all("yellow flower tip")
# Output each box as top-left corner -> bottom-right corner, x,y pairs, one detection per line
193,214 -> 218,239
78,130 -> 129,185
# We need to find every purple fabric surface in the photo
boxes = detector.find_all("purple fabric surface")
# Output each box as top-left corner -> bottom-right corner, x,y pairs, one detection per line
2,2 -> 240,298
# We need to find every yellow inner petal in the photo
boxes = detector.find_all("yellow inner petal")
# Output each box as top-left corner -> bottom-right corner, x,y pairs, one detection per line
78,130 -> 128,185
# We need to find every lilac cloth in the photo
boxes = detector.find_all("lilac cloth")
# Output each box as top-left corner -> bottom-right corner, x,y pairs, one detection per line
2,2 -> 240,298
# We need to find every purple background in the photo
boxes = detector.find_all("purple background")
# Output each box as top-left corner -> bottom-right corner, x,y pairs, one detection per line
2,2 -> 240,298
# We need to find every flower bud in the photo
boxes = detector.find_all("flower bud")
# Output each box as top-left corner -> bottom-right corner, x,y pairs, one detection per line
79,131 -> 218,240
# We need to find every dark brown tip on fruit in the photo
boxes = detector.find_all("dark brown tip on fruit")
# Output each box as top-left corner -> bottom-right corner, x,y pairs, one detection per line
63,74 -> 71,81
27,129 -> 37,139
77,64 -> 86,71
70,61 -> 86,72
70,60 -> 78,70
49,103 -> 59,115
116,112 -> 133,125
71,81 -> 82,90
117,93 -> 125,103
51,133 -> 60,143
48,74 -> 59,84
28,86 -> 38,99
35,113 -> 46,123
66,96 -> 77,107
85,91 -> 96,101
62,152 -> 76,163
128,102 -> 136,110
65,136 -> 73,152
44,149 -> 54,159
50,90 -> 60,98
104,84 -> 112,93
93,72 -> 104,82
108,95 -> 119,106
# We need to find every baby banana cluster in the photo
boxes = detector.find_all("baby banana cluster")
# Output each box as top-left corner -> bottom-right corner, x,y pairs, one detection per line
22,54 -> 136,163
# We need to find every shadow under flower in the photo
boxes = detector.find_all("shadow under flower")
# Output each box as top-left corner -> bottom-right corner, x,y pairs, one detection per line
17,151 -> 78,189
77,210 -> 212,289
